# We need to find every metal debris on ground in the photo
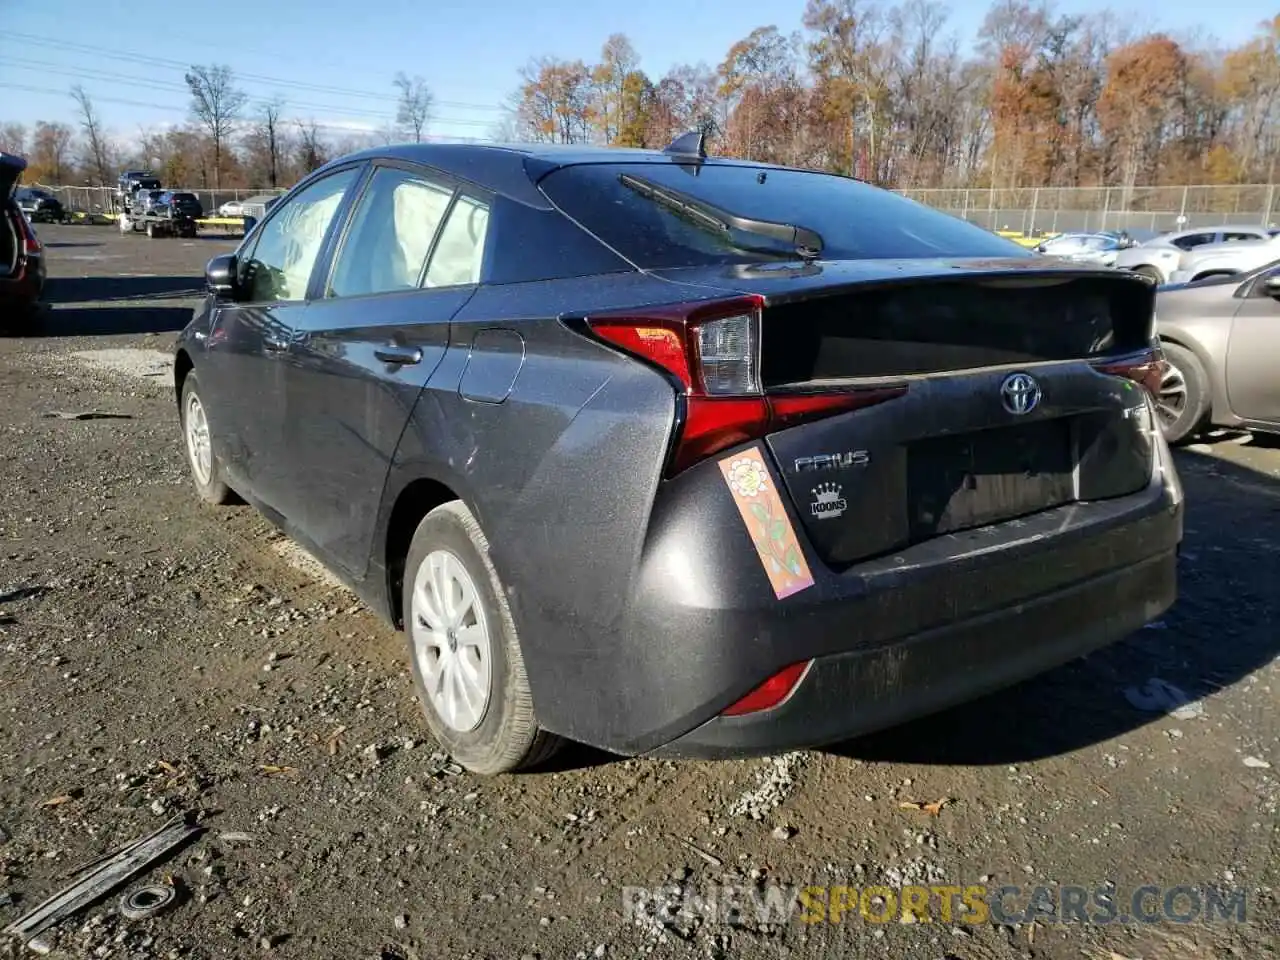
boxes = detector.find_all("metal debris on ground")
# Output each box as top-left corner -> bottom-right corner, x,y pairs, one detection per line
0,585 -> 48,605
1123,677 -> 1204,719
40,411 -> 134,421
119,883 -> 178,920
1,812 -> 202,944
899,798 -> 952,815
670,835 -> 723,868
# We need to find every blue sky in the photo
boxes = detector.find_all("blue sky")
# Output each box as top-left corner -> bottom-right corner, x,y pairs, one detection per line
2,0 -> 1274,146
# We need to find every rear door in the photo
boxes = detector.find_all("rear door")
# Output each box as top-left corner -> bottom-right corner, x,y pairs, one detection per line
277,161 -> 489,576
201,164 -> 363,509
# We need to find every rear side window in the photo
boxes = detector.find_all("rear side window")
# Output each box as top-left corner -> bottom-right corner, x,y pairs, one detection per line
538,162 -> 1028,269
1221,231 -> 1261,242
426,194 -> 489,287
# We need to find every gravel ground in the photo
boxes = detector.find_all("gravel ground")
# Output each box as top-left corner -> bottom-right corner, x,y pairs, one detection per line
0,225 -> 1277,960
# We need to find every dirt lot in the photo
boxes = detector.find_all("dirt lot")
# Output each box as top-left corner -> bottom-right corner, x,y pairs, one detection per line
1,224 -> 1277,960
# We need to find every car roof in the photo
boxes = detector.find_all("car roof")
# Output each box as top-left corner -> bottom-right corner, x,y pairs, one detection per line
308,140 -> 834,209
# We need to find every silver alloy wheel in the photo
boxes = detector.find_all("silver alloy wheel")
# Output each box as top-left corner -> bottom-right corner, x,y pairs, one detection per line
411,549 -> 493,733
184,393 -> 213,486
1155,362 -> 1188,427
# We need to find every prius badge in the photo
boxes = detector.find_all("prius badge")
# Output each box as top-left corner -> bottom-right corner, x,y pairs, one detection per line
1000,372 -> 1041,416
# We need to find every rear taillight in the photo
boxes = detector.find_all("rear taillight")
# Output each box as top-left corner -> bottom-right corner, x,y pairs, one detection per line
1093,346 -> 1165,396
15,211 -> 41,254
721,661 -> 811,716
584,297 -> 906,476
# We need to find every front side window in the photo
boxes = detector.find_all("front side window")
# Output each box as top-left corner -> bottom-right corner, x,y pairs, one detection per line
241,167 -> 358,303
425,194 -> 490,287
328,166 -> 454,298
1222,231 -> 1262,243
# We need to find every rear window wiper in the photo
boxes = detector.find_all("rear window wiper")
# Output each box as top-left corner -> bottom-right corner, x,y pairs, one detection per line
619,172 -> 824,260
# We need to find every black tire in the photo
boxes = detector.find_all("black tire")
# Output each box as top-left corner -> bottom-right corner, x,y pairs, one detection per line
1133,265 -> 1163,283
178,373 -> 234,505
401,501 -> 563,775
1157,341 -> 1211,445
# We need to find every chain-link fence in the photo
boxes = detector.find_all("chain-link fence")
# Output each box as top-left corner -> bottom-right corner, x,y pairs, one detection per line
896,185 -> 1280,235
34,184 -> 289,217
31,180 -> 1280,235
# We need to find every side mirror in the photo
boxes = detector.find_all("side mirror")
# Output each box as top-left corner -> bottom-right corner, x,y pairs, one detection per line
206,254 -> 239,300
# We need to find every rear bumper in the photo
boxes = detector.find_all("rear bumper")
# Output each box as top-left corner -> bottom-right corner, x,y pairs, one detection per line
651,547 -> 1176,759
564,416 -> 1183,759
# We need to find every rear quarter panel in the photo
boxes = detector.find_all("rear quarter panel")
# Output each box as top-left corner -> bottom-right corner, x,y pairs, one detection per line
382,272 -> 728,742
1157,289 -> 1240,425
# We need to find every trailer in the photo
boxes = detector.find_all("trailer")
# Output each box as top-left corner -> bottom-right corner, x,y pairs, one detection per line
117,208 -> 200,239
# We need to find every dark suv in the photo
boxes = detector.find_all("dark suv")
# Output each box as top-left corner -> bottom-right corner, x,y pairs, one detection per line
173,138 -> 1183,775
1,153 -> 46,331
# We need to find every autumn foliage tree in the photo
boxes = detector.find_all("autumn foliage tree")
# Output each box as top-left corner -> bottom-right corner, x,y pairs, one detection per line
13,3 -> 1280,198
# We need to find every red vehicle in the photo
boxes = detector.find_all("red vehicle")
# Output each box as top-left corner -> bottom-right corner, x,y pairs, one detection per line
1,152 -> 46,333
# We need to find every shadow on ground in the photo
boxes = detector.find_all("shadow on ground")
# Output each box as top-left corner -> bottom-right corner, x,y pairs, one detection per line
40,306 -> 194,337
44,275 -> 205,304
823,446 -> 1280,767
33,275 -> 201,336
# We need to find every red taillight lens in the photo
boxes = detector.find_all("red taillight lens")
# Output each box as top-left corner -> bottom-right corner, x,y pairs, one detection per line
15,211 -> 41,254
1093,346 -> 1165,396
721,661 -> 811,716
585,297 -> 907,475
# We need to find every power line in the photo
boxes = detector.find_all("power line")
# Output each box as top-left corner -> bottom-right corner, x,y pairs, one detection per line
0,57 -> 497,127
0,82 -> 506,144
6,31 -> 507,112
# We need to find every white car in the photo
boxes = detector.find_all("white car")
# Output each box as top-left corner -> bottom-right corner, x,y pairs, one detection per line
1113,225 -> 1278,284
1168,233 -> 1280,284
217,200 -> 245,218
1034,233 -> 1124,267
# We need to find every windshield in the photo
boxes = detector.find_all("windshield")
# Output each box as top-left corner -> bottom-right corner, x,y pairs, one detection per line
538,162 -> 1028,269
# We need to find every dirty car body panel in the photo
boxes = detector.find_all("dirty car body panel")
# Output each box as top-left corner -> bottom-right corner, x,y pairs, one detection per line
174,142 -> 1183,759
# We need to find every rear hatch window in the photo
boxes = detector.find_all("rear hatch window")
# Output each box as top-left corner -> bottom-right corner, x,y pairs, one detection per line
538,161 -> 1029,268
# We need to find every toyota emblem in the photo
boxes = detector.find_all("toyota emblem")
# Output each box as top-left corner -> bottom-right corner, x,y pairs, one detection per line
1000,372 -> 1041,415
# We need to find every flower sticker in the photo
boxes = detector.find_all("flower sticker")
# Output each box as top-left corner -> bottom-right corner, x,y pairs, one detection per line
718,446 -> 814,600
725,457 -> 769,499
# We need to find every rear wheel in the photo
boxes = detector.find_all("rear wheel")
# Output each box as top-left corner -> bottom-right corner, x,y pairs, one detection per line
180,373 -> 234,505
402,501 -> 563,775
1156,341 -> 1210,445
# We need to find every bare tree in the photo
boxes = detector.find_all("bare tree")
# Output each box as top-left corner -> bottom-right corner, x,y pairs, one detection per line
257,99 -> 285,188
71,85 -> 113,185
296,120 -> 328,173
393,73 -> 433,142
0,122 -> 27,156
185,64 -> 248,188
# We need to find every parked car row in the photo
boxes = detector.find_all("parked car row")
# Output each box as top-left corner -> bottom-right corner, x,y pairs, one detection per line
1038,225 -> 1280,284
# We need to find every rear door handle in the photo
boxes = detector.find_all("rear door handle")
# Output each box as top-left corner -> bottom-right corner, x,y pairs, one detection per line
375,343 -> 423,365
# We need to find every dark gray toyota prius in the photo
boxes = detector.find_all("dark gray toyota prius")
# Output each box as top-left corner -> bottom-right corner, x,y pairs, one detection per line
174,135 -> 1183,775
